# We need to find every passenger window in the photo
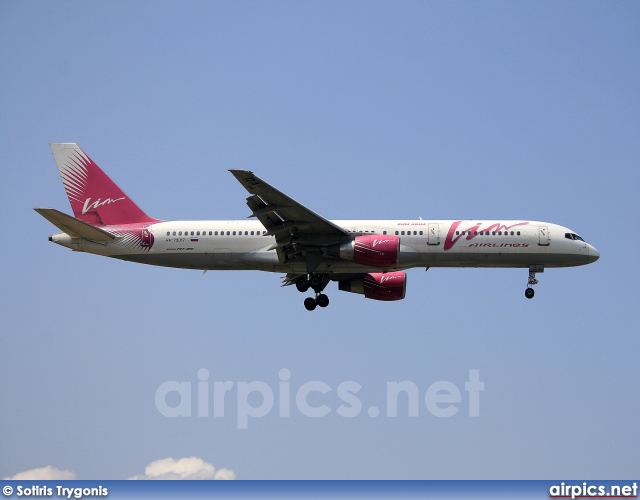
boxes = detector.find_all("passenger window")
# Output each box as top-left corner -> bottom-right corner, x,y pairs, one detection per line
419,231 -> 423,235
227,231 -> 230,235
173,231 -> 176,236
510,231 -> 514,236
517,231 -> 520,236
492,231 -> 496,236
498,231 -> 502,235
395,231 -> 399,235
383,231 -> 387,235
179,231 -> 182,236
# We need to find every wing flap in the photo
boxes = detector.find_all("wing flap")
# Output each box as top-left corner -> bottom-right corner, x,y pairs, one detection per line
34,208 -> 115,242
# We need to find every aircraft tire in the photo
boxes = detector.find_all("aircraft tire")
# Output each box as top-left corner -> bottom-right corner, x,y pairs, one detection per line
304,297 -> 317,311
296,278 -> 310,293
525,288 -> 535,299
316,294 -> 329,308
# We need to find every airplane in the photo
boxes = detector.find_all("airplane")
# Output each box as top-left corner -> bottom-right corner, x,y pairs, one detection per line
36,143 -> 600,310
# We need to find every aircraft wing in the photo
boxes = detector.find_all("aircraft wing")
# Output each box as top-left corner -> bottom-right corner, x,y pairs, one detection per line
229,170 -> 350,269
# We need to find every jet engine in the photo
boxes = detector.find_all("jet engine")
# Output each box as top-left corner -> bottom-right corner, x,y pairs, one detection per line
338,271 -> 406,301
327,235 -> 399,268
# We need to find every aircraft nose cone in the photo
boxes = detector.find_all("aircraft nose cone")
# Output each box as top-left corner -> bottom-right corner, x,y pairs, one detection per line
589,245 -> 600,263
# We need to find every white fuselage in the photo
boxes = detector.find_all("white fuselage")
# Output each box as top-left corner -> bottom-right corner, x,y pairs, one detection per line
51,219 -> 600,274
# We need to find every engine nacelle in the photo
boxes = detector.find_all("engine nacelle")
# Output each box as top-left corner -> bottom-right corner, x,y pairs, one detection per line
327,234 -> 399,268
338,271 -> 406,301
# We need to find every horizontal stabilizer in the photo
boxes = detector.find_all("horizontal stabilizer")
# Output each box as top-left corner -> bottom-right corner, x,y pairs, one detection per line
34,208 -> 115,242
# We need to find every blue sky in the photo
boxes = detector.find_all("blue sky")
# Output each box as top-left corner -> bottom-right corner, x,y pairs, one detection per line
1,0 -> 638,480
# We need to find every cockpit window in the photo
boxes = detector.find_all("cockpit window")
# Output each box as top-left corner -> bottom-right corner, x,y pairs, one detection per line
565,232 -> 586,242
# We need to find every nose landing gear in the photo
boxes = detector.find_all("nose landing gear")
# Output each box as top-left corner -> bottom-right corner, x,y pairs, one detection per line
525,266 -> 543,299
297,274 -> 330,311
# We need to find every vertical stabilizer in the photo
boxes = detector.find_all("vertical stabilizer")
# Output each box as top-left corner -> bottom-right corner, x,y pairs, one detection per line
50,143 -> 159,226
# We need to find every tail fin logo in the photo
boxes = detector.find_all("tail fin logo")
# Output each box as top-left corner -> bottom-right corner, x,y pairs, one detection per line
50,143 -> 160,226
82,196 -> 126,215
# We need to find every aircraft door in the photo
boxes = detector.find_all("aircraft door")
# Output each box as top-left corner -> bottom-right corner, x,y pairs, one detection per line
538,226 -> 550,246
141,226 -> 154,247
427,223 -> 440,245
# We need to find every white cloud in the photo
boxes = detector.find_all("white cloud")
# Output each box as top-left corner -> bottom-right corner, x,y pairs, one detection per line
128,456 -> 236,480
4,466 -> 76,480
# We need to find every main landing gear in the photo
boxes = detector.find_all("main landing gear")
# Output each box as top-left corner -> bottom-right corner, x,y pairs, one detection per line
525,266 -> 542,299
297,274 -> 330,311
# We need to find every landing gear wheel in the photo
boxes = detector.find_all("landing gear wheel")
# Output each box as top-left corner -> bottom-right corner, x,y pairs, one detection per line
310,275 -> 322,288
296,277 -> 310,293
304,297 -> 317,311
525,266 -> 541,300
316,294 -> 330,308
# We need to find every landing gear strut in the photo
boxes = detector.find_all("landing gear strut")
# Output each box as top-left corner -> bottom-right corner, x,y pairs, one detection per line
297,274 -> 331,311
525,266 -> 542,299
